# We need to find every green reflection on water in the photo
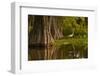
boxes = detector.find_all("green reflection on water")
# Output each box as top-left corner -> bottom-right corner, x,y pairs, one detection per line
28,43 -> 88,61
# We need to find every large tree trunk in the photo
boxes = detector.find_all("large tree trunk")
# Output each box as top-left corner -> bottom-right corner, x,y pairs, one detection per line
28,15 -> 64,47
50,16 -> 63,39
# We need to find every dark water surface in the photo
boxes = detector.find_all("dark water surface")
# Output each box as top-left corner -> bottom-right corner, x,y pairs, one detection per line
28,44 -> 88,61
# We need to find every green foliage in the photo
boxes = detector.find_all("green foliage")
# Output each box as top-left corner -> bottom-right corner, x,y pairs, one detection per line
63,25 -> 73,35
53,16 -> 88,55
62,16 -> 88,38
54,38 -> 87,47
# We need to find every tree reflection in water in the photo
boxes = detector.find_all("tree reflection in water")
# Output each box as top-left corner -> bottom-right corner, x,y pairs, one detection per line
28,44 -> 88,61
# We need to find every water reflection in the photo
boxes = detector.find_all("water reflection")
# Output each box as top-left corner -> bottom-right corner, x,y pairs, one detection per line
28,44 -> 88,61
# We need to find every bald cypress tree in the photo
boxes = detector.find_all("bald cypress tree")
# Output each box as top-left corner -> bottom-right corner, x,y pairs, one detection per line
28,15 -> 64,47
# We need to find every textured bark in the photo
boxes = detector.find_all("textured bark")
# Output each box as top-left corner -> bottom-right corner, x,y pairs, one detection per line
29,16 -> 44,46
51,17 -> 63,39
28,15 -> 64,46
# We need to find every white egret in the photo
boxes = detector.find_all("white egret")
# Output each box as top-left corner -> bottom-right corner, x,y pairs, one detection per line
67,29 -> 75,38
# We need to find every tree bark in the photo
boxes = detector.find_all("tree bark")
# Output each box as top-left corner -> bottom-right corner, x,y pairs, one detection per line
28,15 -> 64,47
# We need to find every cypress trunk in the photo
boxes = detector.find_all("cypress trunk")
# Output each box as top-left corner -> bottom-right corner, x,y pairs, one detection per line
28,15 -> 64,47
